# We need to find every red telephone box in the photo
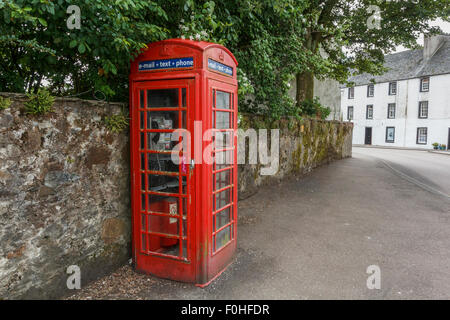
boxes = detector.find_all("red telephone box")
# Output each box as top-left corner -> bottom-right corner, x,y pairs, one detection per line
129,39 -> 238,286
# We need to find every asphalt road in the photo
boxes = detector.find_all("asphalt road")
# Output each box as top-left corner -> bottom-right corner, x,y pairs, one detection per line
68,148 -> 450,300
353,147 -> 450,199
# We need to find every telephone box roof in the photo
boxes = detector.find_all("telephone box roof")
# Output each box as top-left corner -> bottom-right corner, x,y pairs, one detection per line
139,38 -> 238,66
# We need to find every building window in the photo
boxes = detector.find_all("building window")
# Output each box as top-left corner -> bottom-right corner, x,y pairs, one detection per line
366,105 -> 373,119
348,87 -> 354,99
418,101 -> 428,119
347,106 -> 353,120
387,103 -> 396,119
386,127 -> 395,143
420,77 -> 430,92
367,84 -> 374,97
417,127 -> 428,144
389,82 -> 397,95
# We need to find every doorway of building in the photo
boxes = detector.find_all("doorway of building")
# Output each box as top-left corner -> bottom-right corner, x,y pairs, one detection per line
365,127 -> 372,145
448,128 -> 450,150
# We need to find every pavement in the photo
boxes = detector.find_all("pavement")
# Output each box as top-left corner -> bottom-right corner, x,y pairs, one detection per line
67,147 -> 450,300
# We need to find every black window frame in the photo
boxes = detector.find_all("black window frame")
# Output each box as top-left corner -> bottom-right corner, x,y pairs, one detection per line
366,105 -> 374,119
348,87 -> 354,99
420,77 -> 430,92
385,127 -> 395,143
418,101 -> 428,119
416,127 -> 428,145
367,84 -> 374,97
387,103 -> 396,119
388,82 -> 397,96
347,106 -> 354,120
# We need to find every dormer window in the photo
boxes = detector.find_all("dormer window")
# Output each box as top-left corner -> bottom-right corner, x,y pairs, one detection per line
420,77 -> 430,92
389,82 -> 397,95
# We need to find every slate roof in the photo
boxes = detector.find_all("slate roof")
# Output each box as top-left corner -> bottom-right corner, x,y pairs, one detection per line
345,35 -> 450,87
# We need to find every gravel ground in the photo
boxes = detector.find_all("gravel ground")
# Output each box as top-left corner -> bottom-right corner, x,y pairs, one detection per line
65,264 -> 154,300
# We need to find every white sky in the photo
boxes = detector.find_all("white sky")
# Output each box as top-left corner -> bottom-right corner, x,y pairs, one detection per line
395,19 -> 450,52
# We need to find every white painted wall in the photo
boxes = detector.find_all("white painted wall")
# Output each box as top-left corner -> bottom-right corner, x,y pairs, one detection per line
341,73 -> 450,149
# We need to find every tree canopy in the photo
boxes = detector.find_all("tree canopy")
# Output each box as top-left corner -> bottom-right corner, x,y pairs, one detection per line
1,0 -> 449,118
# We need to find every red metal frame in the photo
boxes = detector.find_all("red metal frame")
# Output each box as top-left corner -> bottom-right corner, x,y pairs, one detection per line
130,39 -> 238,286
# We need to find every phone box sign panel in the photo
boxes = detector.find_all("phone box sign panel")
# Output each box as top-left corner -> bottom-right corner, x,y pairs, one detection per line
208,58 -> 233,76
138,57 -> 194,72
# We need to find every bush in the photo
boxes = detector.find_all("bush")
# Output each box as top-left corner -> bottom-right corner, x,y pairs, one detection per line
24,89 -> 55,115
104,113 -> 129,133
0,96 -> 12,110
300,97 -> 331,120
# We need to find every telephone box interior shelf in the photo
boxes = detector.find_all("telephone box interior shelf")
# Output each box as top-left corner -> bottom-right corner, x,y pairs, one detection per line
129,39 -> 238,286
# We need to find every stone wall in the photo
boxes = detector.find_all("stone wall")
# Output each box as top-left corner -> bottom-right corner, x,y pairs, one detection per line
0,93 -> 130,299
237,114 -> 353,199
0,93 -> 352,299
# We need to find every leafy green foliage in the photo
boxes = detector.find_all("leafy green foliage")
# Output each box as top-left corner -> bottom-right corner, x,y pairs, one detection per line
104,113 -> 129,133
1,0 -> 448,119
0,0 -> 168,100
24,88 -> 55,115
0,96 -> 12,110
300,97 -> 331,120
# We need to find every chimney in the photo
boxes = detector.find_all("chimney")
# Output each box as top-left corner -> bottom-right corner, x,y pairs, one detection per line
423,34 -> 446,60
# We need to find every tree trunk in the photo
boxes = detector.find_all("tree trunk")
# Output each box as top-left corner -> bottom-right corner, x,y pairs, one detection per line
296,70 -> 314,108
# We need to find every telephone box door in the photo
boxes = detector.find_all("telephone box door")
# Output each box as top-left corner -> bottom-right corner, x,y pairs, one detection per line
132,79 -> 196,282
206,79 -> 238,282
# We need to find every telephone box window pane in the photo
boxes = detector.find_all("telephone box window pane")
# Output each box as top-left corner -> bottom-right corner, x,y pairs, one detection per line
148,153 -> 178,173
146,111 -> 151,129
140,111 -> 145,129
140,132 -> 145,149
215,112 -> 231,129
182,111 -> 187,129
215,188 -> 231,211
182,218 -> 187,237
141,194 -> 146,211
182,240 -> 187,259
180,176 -> 187,195
146,111 -> 182,151
148,195 -> 179,215
141,173 -> 146,190
148,235 -> 179,257
147,111 -> 178,129
147,89 -> 179,108
182,88 -> 187,107
215,207 -> 231,231
140,90 -> 145,108
140,153 -> 145,170
148,215 -> 179,236
216,91 -> 231,109
214,131 -> 233,149
216,226 -> 231,250
141,214 -> 146,231
141,234 -> 147,252
215,150 -> 233,169
148,174 -> 179,193
215,169 -> 231,191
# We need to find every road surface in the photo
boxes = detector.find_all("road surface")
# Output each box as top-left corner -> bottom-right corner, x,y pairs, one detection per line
67,148 -> 450,300
353,147 -> 450,199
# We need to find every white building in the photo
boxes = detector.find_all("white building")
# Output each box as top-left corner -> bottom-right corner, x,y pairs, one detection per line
341,34 -> 450,150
